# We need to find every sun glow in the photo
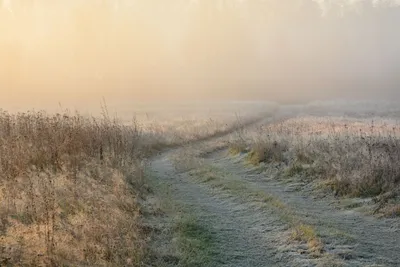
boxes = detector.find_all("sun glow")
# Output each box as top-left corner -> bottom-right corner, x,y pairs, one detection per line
1,1 -> 400,110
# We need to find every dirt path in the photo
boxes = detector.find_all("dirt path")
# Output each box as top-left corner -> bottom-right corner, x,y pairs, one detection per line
148,153 -> 325,267
151,155 -> 278,266
145,108 -> 400,267
208,150 -> 400,267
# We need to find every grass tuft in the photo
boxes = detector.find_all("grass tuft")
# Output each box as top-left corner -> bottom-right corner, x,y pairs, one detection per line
291,224 -> 324,255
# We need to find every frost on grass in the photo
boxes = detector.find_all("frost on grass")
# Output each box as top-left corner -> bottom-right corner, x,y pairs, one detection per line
0,105 -> 273,266
230,116 -> 400,207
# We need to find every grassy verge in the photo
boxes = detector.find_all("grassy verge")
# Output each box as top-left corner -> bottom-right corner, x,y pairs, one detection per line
229,116 -> 400,216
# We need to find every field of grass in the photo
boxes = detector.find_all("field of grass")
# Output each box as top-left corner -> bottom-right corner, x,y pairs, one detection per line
3,101 -> 399,266
136,101 -> 276,152
230,114 -> 400,216
0,108 -> 149,266
0,102 -> 272,266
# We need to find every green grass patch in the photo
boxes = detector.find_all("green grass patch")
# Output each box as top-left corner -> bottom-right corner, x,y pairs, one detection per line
175,216 -> 216,267
146,171 -> 217,266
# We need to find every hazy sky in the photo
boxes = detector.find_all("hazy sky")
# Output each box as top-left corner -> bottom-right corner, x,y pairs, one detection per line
1,0 -> 400,109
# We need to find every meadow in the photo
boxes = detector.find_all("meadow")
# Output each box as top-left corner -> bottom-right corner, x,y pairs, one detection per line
230,102 -> 400,217
2,101 -> 400,266
0,102 -> 272,266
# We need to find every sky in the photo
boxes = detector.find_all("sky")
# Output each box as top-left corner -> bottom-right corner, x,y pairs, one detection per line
1,0 -> 400,110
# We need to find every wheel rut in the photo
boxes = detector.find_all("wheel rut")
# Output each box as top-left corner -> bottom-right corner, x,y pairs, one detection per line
149,152 -> 334,267
207,150 -> 400,267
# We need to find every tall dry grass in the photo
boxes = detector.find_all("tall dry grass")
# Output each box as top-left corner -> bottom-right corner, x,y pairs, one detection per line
0,109 -> 147,266
231,116 -> 400,213
0,105 -> 271,266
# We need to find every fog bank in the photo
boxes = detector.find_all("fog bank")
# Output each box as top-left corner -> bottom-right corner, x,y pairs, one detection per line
1,0 -> 400,108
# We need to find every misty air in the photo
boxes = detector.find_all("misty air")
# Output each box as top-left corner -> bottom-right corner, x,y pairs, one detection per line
1,1 -> 400,266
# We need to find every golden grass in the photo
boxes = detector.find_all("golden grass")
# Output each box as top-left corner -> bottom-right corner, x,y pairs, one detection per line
1,169 -> 145,266
245,140 -> 288,166
246,150 -> 263,165
291,224 -> 324,255
228,141 -> 247,156
0,106 -> 271,265
0,109 -> 147,266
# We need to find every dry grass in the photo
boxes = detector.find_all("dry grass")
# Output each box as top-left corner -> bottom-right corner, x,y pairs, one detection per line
231,116 -> 400,211
246,140 -> 288,165
0,104 -> 272,266
140,111 -> 272,153
0,109 -> 147,266
291,224 -> 324,256
228,141 -> 247,156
